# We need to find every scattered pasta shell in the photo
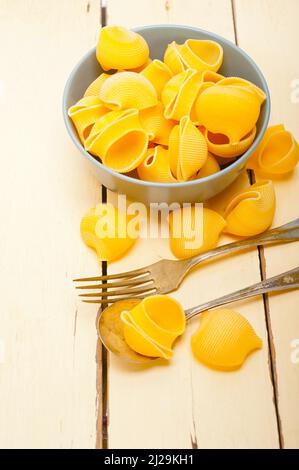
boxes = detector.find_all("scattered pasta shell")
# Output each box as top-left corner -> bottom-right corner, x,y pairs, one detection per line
162,69 -> 204,121
224,180 -> 276,236
196,84 -> 263,143
85,109 -> 148,173
96,25 -> 149,71
84,73 -> 110,97
141,59 -> 173,98
205,127 -> 257,158
196,153 -> 220,179
99,71 -> 158,111
247,124 -> 299,175
179,39 -> 223,73
169,207 -> 226,259
169,116 -> 208,181
68,96 -> 109,143
191,309 -> 262,371
137,146 -> 177,183
121,295 -> 186,359
80,203 -> 139,262
164,41 -> 186,74
139,102 -> 175,146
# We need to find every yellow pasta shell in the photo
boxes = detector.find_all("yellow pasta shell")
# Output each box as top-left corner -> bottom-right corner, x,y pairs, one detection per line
141,59 -> 173,98
129,58 -> 152,73
196,153 -> 220,179
196,84 -> 263,143
179,39 -> 223,73
162,69 -> 204,121
217,77 -> 266,104
169,116 -> 208,181
85,109 -> 148,173
99,71 -> 158,111
80,203 -> 139,262
247,124 -> 299,175
139,102 -> 175,146
191,309 -> 262,371
84,73 -> 110,97
96,25 -> 149,71
137,146 -> 177,183
169,207 -> 226,259
224,180 -> 276,236
205,127 -> 257,158
121,295 -> 186,359
164,41 -> 186,74
68,96 -> 109,143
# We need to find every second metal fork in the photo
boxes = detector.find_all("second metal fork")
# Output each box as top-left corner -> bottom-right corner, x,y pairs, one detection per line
75,218 -> 299,304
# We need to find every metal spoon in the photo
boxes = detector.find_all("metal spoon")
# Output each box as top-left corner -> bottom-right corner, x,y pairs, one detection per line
97,266 -> 299,364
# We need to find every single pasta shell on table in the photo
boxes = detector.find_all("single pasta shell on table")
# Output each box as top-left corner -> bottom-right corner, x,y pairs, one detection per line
191,308 -> 262,371
139,101 -> 175,146
99,71 -> 158,110
169,116 -> 208,181
204,127 -> 257,158
224,180 -> 276,236
140,59 -> 173,98
137,146 -> 177,183
80,204 -> 139,262
85,109 -> 148,173
179,39 -> 223,73
247,124 -> 299,175
162,69 -> 204,121
83,73 -> 110,97
68,96 -> 109,143
196,84 -> 263,143
96,25 -> 149,71
196,153 -> 220,179
169,206 -> 226,259
121,295 -> 186,359
164,41 -> 186,74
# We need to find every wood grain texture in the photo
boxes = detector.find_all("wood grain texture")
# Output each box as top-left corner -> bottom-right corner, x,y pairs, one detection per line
234,0 -> 299,448
0,0 -> 102,448
105,0 -> 279,449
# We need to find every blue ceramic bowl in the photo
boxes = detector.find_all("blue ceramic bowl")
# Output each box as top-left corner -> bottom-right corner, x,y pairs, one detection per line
63,24 -> 270,204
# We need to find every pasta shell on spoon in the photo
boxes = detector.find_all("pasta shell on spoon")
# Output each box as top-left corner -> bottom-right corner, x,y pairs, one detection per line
100,71 -> 158,110
96,25 -> 149,71
224,180 -> 276,236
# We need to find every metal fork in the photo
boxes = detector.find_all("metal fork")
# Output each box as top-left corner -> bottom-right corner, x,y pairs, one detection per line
74,218 -> 299,304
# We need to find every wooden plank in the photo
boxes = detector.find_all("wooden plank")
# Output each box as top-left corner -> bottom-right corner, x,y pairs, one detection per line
0,0 -> 102,448
233,0 -> 299,448
105,0 -> 279,449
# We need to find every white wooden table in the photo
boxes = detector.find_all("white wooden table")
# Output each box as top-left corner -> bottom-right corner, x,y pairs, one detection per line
0,0 -> 298,449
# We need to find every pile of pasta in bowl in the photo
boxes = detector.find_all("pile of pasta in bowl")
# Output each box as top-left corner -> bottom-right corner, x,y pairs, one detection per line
68,25 -> 267,183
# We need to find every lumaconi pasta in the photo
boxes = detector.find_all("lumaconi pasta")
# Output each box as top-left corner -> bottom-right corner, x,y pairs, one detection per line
191,309 -> 262,371
121,295 -> 186,359
169,206 -> 226,259
96,25 -> 149,71
196,153 -> 220,178
216,77 -> 266,104
205,127 -> 257,158
247,124 -> 299,175
169,116 -> 208,181
99,71 -> 158,110
80,203 -> 139,262
139,102 -> 175,146
224,180 -> 276,236
85,109 -> 148,172
195,81 -> 265,143
83,73 -> 110,97
68,96 -> 109,143
137,146 -> 177,183
141,59 -> 173,98
164,39 -> 223,74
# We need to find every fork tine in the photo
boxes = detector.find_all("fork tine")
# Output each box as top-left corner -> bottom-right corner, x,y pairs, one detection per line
79,285 -> 157,298
76,275 -> 153,290
82,291 -> 156,304
73,267 -> 149,282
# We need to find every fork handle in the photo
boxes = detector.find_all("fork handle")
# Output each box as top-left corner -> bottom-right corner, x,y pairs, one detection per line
185,218 -> 299,271
185,266 -> 299,320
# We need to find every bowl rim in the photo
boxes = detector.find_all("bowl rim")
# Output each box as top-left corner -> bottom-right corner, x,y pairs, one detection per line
63,23 -> 271,188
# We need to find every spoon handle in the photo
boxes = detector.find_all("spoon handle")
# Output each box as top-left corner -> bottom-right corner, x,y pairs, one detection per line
185,266 -> 299,320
